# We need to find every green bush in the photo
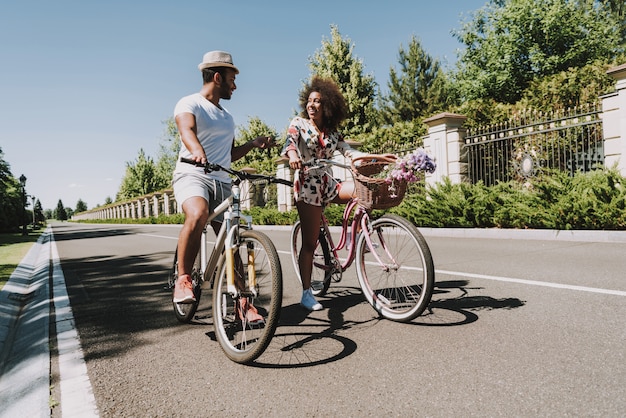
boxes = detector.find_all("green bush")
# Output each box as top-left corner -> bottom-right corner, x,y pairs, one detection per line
390,168 -> 626,230
244,206 -> 299,226
535,169 -> 626,229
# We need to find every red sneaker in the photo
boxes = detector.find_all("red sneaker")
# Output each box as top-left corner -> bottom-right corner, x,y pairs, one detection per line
238,298 -> 264,324
173,274 -> 196,304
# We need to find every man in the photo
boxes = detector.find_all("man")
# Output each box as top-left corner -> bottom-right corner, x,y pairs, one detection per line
172,50 -> 273,303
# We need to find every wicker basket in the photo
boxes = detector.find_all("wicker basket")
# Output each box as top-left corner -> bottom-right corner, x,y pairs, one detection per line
351,156 -> 407,210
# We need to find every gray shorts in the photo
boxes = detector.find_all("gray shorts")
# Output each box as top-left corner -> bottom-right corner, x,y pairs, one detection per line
172,172 -> 231,223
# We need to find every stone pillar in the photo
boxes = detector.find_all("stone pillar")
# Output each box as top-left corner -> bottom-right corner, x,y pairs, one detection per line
240,180 -> 252,210
152,194 -> 161,217
602,63 -> 626,177
238,167 -> 256,211
275,157 -> 292,213
423,112 -> 468,186
163,192 -> 171,216
143,198 -> 150,218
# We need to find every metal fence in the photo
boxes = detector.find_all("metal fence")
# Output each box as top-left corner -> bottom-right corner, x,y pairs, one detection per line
464,103 -> 603,185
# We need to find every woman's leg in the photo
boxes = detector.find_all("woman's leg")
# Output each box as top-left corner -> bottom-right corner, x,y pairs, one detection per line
333,181 -> 356,204
296,201 -> 323,290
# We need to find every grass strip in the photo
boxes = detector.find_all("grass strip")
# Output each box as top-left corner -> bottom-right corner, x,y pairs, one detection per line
0,231 -> 44,289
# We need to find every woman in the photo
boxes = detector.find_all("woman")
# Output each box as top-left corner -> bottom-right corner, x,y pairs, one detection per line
283,76 -> 365,311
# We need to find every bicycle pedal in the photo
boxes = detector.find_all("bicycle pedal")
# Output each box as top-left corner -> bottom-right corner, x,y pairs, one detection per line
311,281 -> 325,291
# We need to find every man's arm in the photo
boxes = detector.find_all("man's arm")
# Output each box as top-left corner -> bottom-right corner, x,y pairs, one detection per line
231,136 -> 275,162
176,113 -> 206,163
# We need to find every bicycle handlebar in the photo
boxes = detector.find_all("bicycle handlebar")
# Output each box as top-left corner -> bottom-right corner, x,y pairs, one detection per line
302,158 -> 351,170
302,154 -> 394,171
180,157 -> 293,186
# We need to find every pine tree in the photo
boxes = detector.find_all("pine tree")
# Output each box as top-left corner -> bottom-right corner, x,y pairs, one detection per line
55,200 -> 67,221
308,25 -> 378,136
380,36 -> 450,123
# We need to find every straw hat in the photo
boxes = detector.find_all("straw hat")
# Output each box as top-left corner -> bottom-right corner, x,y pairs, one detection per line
197,50 -> 239,73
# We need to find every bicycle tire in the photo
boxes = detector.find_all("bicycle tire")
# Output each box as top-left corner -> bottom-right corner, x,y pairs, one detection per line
212,230 -> 283,364
170,245 -> 203,323
290,220 -> 332,296
356,214 -> 435,322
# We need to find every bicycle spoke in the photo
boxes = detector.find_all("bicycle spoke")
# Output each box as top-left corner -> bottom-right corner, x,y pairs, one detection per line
357,214 -> 434,322
213,230 -> 282,363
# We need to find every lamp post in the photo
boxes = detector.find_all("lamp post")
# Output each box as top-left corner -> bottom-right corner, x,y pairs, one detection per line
19,174 -> 27,235
31,195 -> 36,226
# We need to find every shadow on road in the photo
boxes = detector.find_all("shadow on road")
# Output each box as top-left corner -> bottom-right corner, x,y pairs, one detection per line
59,242 -> 524,369
49,223 -> 136,242
59,249 -> 187,363
414,279 -> 525,327
251,279 -> 525,368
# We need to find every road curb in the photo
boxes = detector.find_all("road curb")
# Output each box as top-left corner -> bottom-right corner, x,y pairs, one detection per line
0,227 -> 99,418
0,231 -> 51,418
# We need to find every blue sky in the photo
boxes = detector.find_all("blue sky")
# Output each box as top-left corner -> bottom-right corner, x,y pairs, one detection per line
0,0 -> 486,211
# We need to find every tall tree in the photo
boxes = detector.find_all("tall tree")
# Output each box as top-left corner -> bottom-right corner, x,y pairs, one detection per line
599,0 -> 626,49
0,147 -> 21,231
75,199 -> 88,213
117,149 -> 169,201
155,117 -> 181,190
453,0 -> 622,103
33,199 -> 45,224
380,36 -> 451,123
55,200 -> 67,221
309,25 -> 378,136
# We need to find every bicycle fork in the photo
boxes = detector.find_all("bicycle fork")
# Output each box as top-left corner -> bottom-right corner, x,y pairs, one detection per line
224,212 -> 257,297
360,216 -> 398,273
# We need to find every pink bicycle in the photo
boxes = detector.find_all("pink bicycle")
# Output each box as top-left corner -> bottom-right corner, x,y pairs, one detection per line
290,156 -> 435,322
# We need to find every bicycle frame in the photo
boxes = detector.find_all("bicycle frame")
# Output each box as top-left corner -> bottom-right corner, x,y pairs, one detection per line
321,202 -> 396,275
198,181 -> 255,296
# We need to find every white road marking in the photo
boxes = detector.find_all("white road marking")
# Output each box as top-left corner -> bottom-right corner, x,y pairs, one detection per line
138,233 -> 178,240
437,269 -> 626,296
143,234 -> 626,297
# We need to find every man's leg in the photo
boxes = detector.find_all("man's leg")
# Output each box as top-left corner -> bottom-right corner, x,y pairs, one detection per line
174,197 -> 209,303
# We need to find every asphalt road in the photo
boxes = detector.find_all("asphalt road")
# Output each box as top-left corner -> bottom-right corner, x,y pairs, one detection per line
49,222 -> 625,417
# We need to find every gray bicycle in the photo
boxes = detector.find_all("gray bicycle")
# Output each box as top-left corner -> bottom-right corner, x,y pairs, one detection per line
168,158 -> 292,364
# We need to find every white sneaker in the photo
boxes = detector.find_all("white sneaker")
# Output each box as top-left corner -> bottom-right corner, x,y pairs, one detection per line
300,288 -> 323,311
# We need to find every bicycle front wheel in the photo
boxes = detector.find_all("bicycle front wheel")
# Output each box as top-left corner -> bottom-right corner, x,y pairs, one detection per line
290,220 -> 332,296
212,230 -> 282,364
170,245 -> 202,323
356,214 -> 434,322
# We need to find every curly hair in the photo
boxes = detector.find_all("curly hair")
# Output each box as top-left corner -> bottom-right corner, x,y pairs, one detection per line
299,76 -> 348,132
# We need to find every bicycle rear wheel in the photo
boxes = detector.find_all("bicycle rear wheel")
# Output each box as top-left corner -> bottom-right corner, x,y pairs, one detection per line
356,214 -> 434,322
213,230 -> 282,364
290,220 -> 332,296
170,245 -> 202,323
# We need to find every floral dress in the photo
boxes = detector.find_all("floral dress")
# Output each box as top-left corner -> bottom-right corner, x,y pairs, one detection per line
283,116 -> 362,206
